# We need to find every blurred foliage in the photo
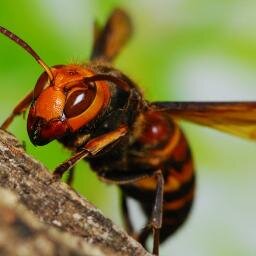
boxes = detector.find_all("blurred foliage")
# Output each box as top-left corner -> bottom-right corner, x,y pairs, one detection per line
0,1 -> 256,255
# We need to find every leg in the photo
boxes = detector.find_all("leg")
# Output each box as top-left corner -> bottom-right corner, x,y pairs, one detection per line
53,125 -> 127,179
151,170 -> 164,255
53,149 -> 90,180
121,192 -> 134,235
66,166 -> 75,186
121,200 -> 151,249
1,90 -> 33,129
137,227 -> 151,248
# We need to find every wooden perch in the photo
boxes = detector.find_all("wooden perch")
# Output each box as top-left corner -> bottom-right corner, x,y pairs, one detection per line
0,129 -> 152,256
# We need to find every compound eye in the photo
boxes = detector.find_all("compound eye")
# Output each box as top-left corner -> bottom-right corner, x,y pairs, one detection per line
34,71 -> 50,99
64,87 -> 96,118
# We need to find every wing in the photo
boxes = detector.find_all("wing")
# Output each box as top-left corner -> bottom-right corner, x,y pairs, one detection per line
90,8 -> 132,62
151,101 -> 256,140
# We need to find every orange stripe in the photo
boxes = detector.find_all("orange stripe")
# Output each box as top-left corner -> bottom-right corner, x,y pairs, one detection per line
133,176 -> 157,190
133,159 -> 194,192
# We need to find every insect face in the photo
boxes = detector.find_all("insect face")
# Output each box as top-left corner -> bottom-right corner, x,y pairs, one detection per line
27,65 -> 110,146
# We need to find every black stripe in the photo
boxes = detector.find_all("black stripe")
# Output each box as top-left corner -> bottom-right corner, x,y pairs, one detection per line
159,201 -> 193,243
163,147 -> 192,173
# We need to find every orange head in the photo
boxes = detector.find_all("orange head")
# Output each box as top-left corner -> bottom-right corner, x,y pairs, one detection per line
27,65 -> 110,145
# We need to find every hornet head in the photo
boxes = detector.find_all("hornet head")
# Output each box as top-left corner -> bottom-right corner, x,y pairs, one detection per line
27,65 -> 110,145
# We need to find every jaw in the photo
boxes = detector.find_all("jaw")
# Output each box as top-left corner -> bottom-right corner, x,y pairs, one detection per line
27,115 -> 69,146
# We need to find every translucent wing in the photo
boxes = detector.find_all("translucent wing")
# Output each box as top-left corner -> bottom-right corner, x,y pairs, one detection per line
91,8 -> 132,62
151,102 -> 256,140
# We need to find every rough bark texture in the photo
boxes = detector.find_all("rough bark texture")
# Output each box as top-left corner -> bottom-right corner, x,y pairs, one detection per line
0,129 -> 151,256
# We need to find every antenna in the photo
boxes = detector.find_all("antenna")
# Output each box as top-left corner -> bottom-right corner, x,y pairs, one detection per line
0,26 -> 53,81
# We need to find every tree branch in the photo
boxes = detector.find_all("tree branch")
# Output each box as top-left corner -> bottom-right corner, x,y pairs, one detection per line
0,129 -> 151,256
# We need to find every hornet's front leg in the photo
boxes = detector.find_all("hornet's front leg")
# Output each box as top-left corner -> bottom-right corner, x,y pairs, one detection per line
53,125 -> 128,179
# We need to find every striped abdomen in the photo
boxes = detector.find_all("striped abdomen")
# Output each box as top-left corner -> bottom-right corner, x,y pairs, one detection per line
121,111 -> 195,244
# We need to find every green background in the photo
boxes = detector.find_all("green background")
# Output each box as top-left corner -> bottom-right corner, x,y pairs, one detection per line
1,1 -> 256,255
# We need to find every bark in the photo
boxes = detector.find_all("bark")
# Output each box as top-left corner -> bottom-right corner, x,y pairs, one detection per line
0,129 -> 151,256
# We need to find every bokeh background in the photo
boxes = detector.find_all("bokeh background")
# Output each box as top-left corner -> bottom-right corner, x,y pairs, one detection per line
1,1 -> 256,255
